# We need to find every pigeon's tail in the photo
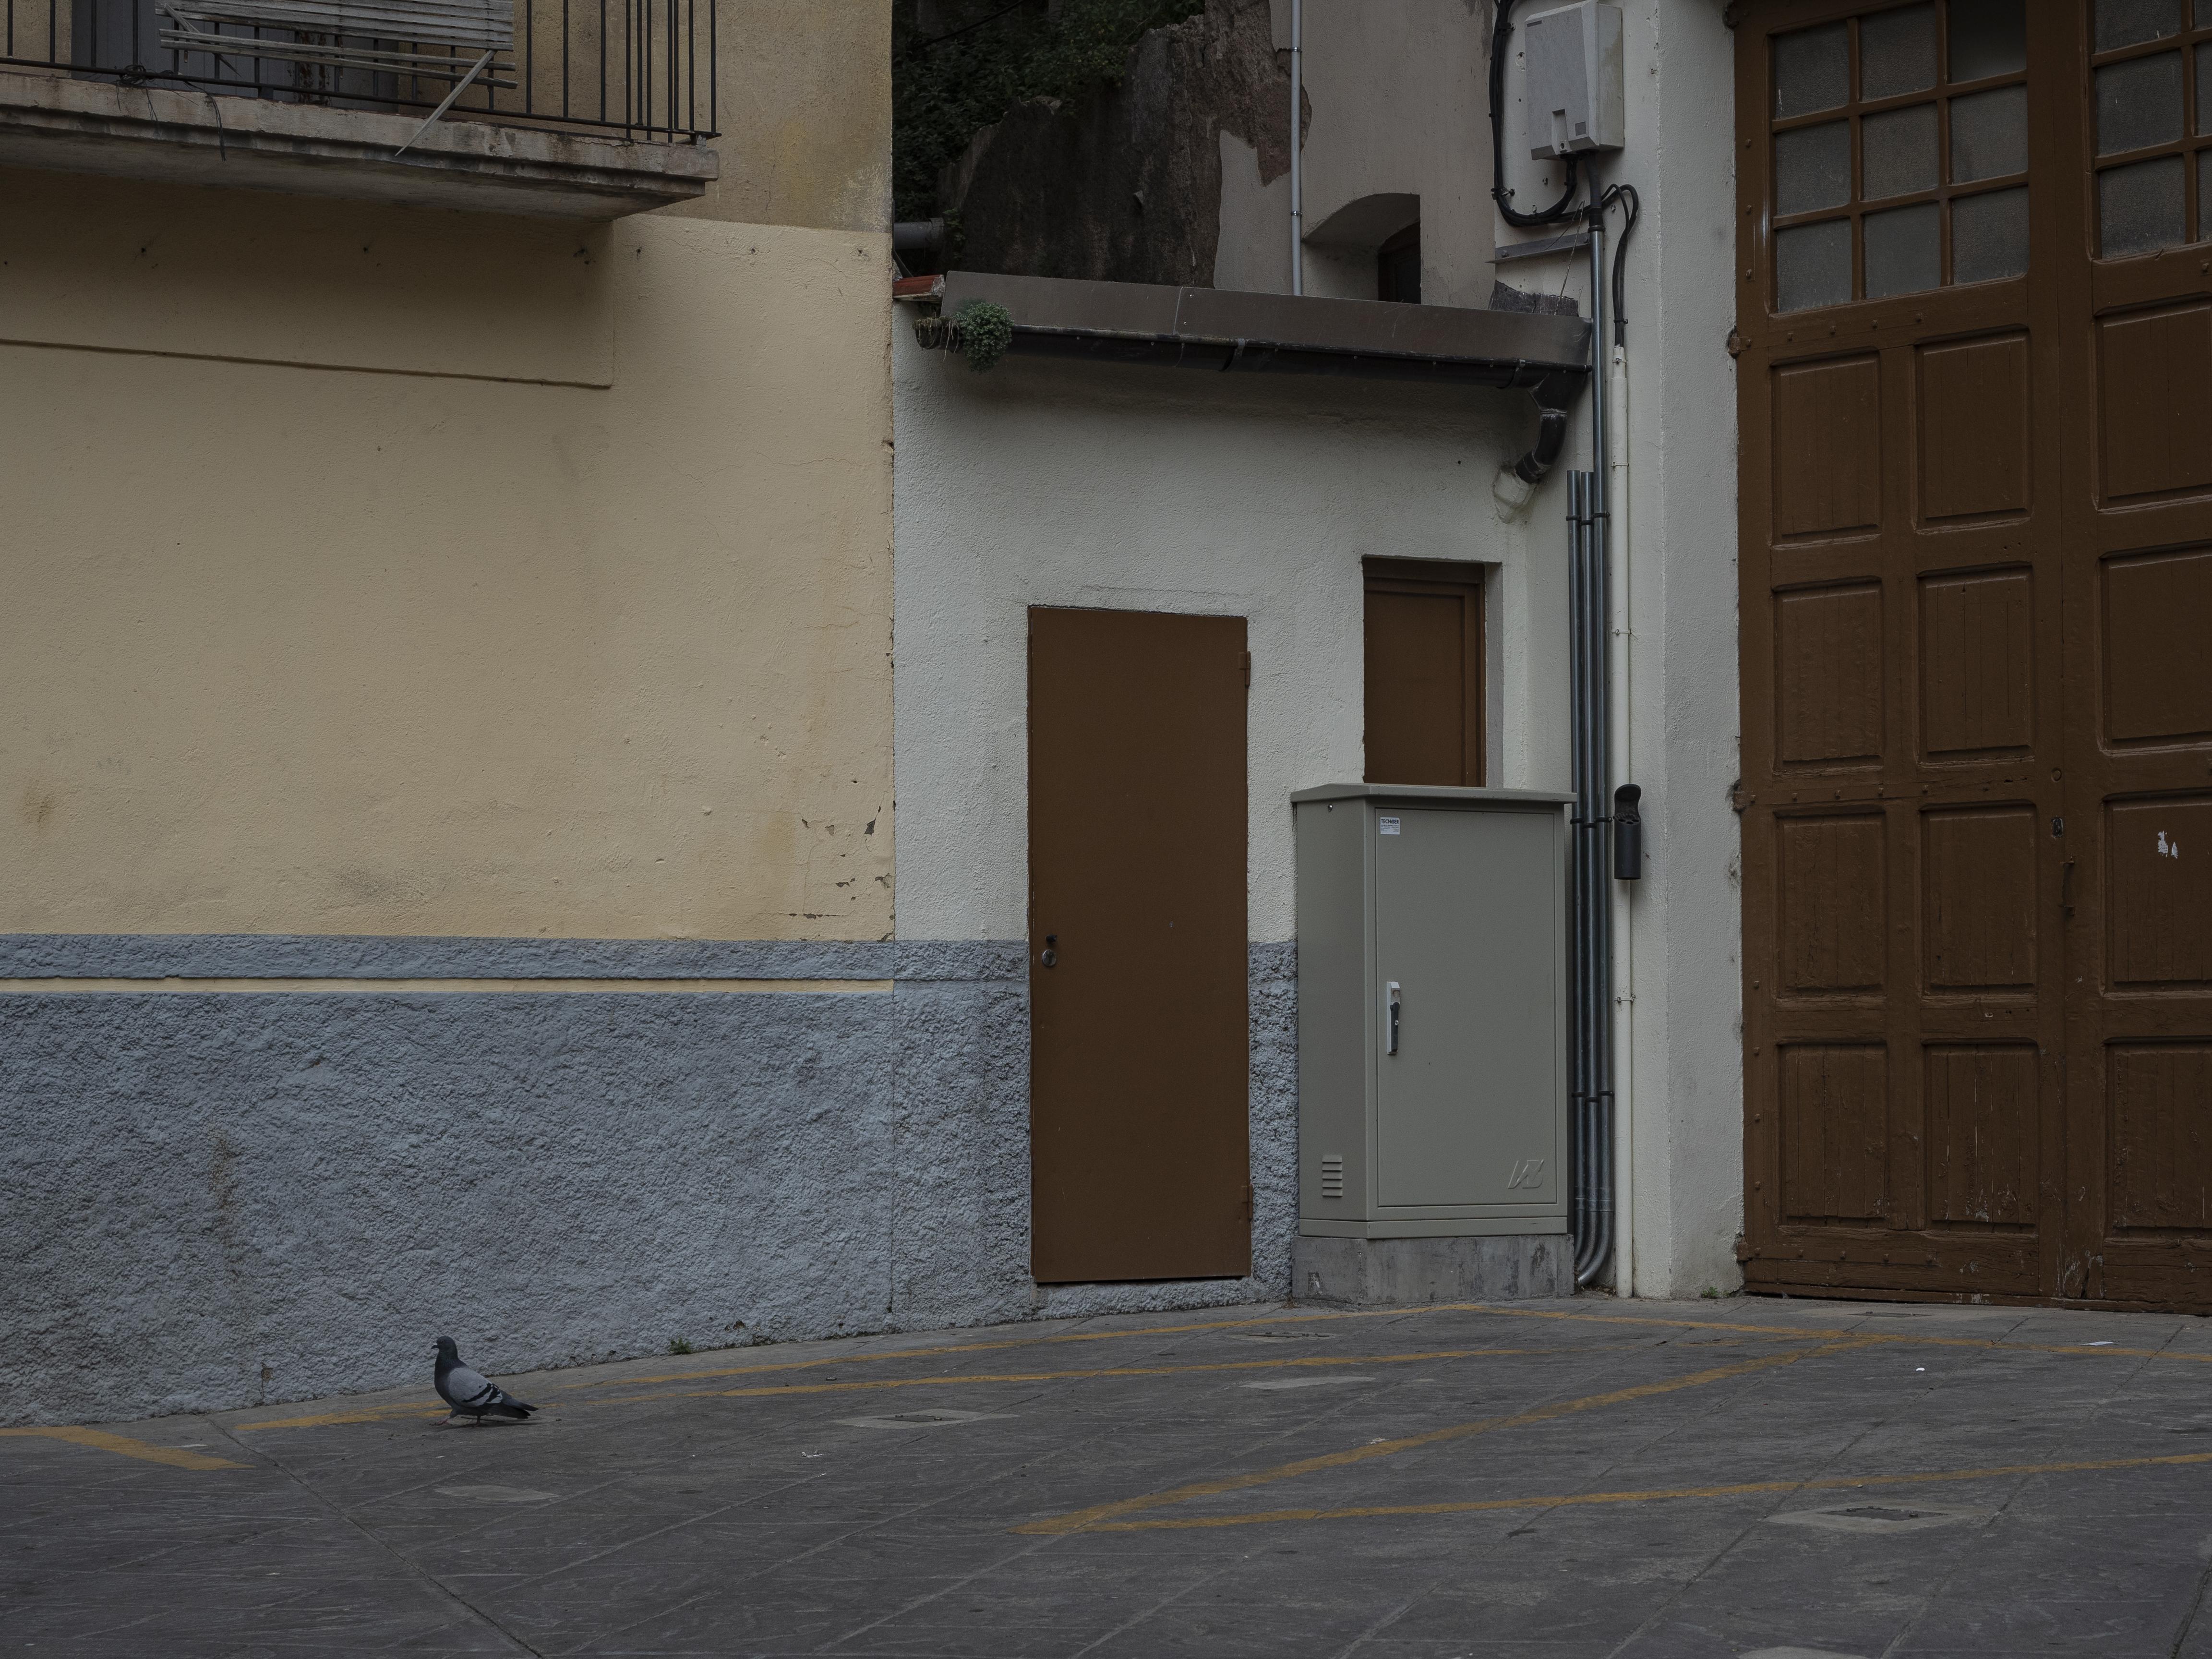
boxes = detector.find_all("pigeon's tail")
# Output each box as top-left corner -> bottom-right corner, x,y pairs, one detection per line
486,1398 -> 535,1420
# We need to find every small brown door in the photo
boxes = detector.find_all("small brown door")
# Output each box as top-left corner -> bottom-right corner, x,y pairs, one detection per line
1364,558 -> 1487,786
1028,607 -> 1250,1283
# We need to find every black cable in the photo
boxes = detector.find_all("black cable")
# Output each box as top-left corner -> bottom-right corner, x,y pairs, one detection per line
1602,183 -> 1640,346
903,0 -> 1033,58
1489,0 -> 1584,228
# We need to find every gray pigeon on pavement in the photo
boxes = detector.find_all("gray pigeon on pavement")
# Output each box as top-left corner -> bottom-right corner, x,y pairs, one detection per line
433,1336 -> 536,1424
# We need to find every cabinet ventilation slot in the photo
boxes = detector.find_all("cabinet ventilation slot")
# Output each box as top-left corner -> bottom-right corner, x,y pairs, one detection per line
1321,1154 -> 1345,1199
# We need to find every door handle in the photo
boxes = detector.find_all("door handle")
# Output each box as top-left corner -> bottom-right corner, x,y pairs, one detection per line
1385,981 -> 1401,1056
2061,862 -> 2075,918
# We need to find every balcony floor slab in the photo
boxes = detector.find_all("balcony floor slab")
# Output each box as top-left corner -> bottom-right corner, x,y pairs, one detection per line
0,68 -> 714,217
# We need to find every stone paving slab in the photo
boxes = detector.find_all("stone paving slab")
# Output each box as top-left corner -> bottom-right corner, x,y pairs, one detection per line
8,1295 -> 2212,1656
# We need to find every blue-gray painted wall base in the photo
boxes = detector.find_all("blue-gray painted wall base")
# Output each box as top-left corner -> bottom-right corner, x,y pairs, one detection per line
0,939 -> 1297,1425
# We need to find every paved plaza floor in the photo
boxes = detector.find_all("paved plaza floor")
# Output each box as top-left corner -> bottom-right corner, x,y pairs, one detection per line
9,1295 -> 2212,1656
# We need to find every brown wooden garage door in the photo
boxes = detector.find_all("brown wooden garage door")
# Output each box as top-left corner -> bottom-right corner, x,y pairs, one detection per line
1736,0 -> 2212,1306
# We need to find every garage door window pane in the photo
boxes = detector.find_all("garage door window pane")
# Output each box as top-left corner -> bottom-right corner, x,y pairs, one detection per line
1952,85 -> 2029,180
1778,219 -> 1854,311
1865,201 -> 1941,297
2199,41 -> 2212,135
1862,3 -> 1937,100
1776,22 -> 1850,117
1777,120 -> 1853,216
2098,53 -> 2184,156
1952,187 -> 2029,283
2096,0 -> 2181,51
2100,155 -> 2187,256
1948,0 -> 2026,82
1864,103 -> 1939,199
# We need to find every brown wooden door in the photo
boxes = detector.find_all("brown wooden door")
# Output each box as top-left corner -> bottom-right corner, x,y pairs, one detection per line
2055,0 -> 2212,1304
1740,0 -> 2212,1308
1364,558 -> 1487,786
1734,1 -> 2046,1303
1027,607 -> 1251,1284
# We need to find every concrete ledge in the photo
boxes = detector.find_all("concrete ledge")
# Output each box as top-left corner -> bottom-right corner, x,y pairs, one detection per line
1292,1233 -> 1575,1305
930,269 -> 1591,388
0,69 -> 715,217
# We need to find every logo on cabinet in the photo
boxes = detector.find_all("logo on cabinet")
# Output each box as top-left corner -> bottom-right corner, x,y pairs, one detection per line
1506,1158 -> 1547,1190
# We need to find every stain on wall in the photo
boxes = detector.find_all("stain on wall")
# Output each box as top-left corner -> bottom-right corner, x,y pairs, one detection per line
943,0 -> 1296,286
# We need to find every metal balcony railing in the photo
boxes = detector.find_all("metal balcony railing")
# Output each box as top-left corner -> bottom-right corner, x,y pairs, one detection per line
3,0 -> 714,141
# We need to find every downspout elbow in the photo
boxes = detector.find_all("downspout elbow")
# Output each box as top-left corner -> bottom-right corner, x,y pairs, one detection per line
1513,402 -> 1571,483
1492,372 -> 1582,520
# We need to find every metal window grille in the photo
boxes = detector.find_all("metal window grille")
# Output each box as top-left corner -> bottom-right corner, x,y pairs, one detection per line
4,0 -> 714,141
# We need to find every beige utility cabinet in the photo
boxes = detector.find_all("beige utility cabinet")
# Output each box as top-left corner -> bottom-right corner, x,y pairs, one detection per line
1292,785 -> 1571,1238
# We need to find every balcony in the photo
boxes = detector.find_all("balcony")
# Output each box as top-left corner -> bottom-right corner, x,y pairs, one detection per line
0,0 -> 717,216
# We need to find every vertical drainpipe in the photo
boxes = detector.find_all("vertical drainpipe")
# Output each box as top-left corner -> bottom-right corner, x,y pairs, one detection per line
1608,298 -> 1635,1299
1575,204 -> 1613,1290
1289,0 -> 1303,295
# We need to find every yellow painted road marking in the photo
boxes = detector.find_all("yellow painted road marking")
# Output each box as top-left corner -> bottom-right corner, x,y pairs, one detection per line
229,1300 -> 2210,1436
7,977 -> 891,995
237,1404 -> 454,1431
1015,1339 -> 1871,1536
1068,1448 -> 2212,1532
557,1310 -> 1404,1391
0,1427 -> 246,1469
560,1303 -> 2212,1396
1338,1302 -> 2212,1367
237,1344 -> 1633,1431
592,1347 -> 1594,1407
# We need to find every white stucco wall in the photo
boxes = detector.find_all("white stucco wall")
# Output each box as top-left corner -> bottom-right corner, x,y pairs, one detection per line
1215,0 -> 1494,306
890,331 -> 1566,946
900,0 -> 1746,1305
1620,0 -> 1745,1300
1488,0 -> 1745,1299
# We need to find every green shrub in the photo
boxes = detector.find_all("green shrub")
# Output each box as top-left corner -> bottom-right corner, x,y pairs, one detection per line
893,0 -> 1207,222
954,300 -> 1015,371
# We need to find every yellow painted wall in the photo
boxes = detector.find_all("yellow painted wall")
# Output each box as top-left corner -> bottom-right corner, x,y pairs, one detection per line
1,71 -> 895,941
674,0 -> 895,234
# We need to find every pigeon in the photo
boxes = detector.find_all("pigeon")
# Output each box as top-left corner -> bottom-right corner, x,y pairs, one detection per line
433,1336 -> 536,1425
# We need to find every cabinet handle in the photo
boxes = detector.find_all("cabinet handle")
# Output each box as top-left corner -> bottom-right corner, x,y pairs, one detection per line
1385,981 -> 1402,1056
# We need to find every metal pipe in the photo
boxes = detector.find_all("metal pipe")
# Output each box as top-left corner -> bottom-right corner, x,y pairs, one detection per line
1288,0 -> 1302,295
1567,470 -> 1588,1265
1607,329 -> 1635,1299
1574,203 -> 1614,1290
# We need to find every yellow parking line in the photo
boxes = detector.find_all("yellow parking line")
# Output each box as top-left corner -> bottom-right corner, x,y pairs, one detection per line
237,1404 -> 453,1431
1070,1448 -> 2212,1533
239,1344 -> 1630,1430
228,1300 -> 2206,1438
0,1426 -> 245,1469
1448,1304 -> 2212,1365
591,1346 -> 1595,1407
1015,1339 -> 1872,1535
562,1303 -> 2212,1397
557,1309 -> 1393,1392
